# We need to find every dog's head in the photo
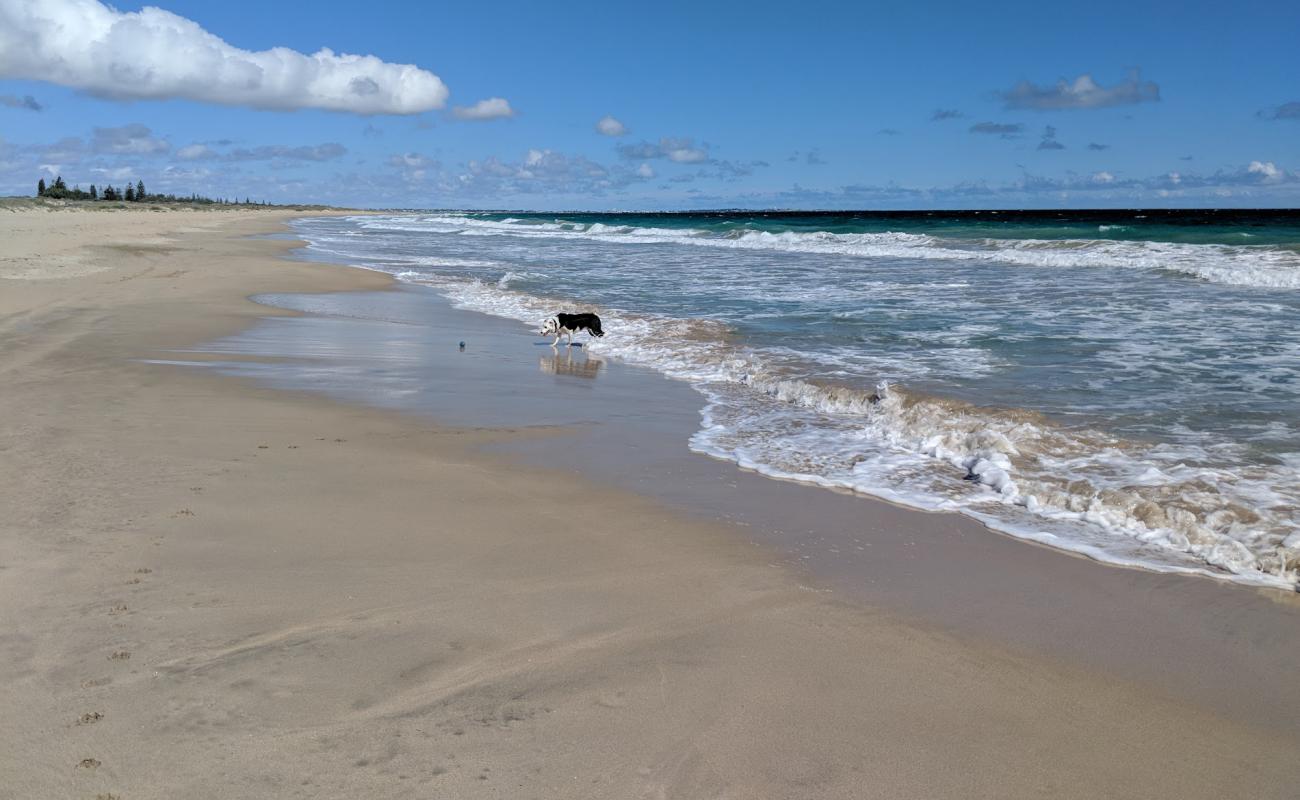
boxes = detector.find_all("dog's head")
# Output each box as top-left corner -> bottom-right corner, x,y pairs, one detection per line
539,317 -> 560,336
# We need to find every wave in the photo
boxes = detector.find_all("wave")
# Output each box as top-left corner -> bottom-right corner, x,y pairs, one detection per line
385,269 -> 1299,589
496,270 -> 548,288
353,215 -> 1300,290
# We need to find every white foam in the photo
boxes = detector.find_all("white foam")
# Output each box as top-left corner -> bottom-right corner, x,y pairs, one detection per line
354,214 -> 1300,290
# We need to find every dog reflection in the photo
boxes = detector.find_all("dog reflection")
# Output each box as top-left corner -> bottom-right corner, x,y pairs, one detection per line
539,348 -> 603,379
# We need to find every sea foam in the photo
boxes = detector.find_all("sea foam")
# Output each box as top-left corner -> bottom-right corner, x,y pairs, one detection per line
358,214 -> 1300,290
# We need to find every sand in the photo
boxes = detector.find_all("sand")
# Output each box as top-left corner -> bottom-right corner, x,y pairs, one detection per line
1,205 -> 1297,799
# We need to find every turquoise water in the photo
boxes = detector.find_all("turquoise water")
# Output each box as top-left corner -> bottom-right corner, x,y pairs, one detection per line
291,211 -> 1300,588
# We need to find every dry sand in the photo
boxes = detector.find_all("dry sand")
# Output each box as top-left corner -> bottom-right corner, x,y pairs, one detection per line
1,206 -> 1297,799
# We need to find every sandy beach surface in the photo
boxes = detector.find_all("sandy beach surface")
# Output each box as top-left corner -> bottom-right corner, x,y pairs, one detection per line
2,206 -> 1298,800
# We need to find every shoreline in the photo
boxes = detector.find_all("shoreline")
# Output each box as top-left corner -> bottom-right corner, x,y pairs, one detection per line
2,207 -> 1297,798
294,231 -> 1294,593
184,273 -> 1300,734
301,212 -> 1299,590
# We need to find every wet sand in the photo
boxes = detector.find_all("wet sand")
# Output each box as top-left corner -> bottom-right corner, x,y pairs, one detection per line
1,207 -> 1298,799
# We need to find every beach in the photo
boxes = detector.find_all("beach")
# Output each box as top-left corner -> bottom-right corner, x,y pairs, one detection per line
2,206 -> 1298,799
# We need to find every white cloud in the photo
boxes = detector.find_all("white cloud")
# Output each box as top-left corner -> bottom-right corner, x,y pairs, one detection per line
0,0 -> 448,114
451,97 -> 515,121
1248,160 -> 1282,181
1092,171 -> 1114,183
596,115 -> 627,136
636,163 -> 655,178
666,145 -> 707,163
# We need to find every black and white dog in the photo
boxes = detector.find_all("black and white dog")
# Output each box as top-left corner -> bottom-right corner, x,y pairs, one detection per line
540,312 -> 605,347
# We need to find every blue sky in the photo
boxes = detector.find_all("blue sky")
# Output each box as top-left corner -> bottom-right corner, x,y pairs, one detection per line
1,0 -> 1297,209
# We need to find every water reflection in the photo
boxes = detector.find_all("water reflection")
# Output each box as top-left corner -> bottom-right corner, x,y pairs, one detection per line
540,348 -> 604,379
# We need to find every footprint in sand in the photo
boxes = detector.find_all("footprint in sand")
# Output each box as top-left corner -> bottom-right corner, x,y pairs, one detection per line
107,604 -> 127,616
135,568 -> 152,574
77,712 -> 104,725
78,758 -> 100,769
108,651 -> 130,661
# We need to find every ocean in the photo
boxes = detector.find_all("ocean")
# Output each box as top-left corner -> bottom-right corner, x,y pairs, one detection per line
289,210 -> 1300,589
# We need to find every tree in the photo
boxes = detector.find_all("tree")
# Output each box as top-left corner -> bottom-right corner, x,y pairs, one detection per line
53,175 -> 66,192
37,178 -> 45,196
89,185 -> 97,200
136,180 -> 146,201
125,184 -> 135,201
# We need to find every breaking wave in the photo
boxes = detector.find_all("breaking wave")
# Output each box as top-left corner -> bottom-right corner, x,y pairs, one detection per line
357,215 -> 1300,290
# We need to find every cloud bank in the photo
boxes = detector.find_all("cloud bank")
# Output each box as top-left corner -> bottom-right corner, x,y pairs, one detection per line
1000,70 -> 1159,111
0,0 -> 449,114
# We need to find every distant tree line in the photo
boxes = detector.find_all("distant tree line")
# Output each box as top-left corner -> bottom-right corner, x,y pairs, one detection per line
36,175 -> 269,206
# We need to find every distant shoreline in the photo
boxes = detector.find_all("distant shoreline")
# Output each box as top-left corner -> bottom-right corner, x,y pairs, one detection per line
1,196 -> 357,213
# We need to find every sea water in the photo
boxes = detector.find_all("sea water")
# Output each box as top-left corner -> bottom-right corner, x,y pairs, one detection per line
290,210 -> 1300,589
